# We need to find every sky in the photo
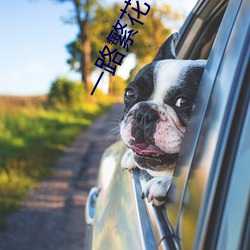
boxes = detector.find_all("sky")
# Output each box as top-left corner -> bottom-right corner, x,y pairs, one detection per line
0,0 -> 197,96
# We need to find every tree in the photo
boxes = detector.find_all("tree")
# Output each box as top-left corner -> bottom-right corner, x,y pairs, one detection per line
53,0 -> 98,95
58,1 -> 177,96
66,3 -> 128,96
66,2 -> 173,92
66,4 -> 124,71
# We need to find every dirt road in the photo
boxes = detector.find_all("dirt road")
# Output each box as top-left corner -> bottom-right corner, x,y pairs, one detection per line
0,103 -> 123,250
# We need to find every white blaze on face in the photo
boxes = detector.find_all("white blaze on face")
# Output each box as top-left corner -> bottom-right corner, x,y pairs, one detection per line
152,59 -> 187,104
152,59 -> 206,104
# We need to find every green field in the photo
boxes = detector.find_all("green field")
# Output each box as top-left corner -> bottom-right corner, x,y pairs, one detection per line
0,95 -> 112,229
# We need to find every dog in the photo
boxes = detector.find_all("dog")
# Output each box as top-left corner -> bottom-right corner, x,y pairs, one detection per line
120,33 -> 206,206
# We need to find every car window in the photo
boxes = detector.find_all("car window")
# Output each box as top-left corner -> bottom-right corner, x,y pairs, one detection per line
166,0 -> 231,232
134,0 -> 231,248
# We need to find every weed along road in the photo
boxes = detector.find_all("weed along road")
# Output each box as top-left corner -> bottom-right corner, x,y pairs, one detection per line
0,103 -> 123,250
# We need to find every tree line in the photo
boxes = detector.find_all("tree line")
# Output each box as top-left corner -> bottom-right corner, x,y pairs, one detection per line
51,0 -> 176,96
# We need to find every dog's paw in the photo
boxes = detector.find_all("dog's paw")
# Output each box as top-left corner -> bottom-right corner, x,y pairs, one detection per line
121,149 -> 135,172
141,175 -> 172,206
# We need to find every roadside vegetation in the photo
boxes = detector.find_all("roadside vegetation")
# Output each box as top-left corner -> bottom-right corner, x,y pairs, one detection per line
0,79 -> 113,230
0,0 -> 179,231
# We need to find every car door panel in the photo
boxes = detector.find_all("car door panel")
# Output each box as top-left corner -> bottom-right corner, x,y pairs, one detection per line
92,142 -> 159,250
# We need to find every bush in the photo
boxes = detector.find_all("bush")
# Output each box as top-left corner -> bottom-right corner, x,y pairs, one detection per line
48,77 -> 85,108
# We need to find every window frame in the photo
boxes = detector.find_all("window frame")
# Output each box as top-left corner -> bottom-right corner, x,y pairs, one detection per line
135,0 -> 232,248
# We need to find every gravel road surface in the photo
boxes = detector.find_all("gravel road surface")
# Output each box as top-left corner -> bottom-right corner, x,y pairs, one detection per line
0,103 -> 123,250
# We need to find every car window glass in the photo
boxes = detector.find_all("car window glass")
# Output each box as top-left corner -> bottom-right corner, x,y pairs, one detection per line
216,100 -> 250,249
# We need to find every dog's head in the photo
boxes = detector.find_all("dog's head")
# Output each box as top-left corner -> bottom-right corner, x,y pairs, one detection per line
120,33 -> 206,174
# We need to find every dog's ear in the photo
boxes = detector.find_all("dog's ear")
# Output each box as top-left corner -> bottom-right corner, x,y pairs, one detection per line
153,32 -> 179,61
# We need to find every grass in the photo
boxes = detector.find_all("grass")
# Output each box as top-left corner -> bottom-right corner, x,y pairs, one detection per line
0,95 -> 113,230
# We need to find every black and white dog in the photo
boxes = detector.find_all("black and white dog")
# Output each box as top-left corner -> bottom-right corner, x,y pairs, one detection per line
120,33 -> 206,206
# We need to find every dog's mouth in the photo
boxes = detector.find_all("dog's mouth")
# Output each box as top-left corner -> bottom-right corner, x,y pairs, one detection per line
129,143 -> 178,166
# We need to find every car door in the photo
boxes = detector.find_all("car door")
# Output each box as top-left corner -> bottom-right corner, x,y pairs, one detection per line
166,0 -> 250,248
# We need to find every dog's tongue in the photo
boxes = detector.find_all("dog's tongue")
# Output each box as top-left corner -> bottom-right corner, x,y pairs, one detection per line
130,143 -> 163,155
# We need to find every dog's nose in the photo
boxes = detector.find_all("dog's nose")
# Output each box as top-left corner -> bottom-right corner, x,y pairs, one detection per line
135,109 -> 159,130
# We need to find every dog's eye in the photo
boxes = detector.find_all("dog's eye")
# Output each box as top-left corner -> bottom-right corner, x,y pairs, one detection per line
125,89 -> 136,100
175,97 -> 192,108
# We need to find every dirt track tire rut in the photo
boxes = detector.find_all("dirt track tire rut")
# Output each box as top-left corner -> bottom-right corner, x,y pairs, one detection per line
0,103 -> 123,250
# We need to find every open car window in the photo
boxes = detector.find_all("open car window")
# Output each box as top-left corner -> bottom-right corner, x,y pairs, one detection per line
135,0 -> 231,247
166,0 -> 233,225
